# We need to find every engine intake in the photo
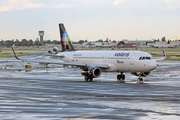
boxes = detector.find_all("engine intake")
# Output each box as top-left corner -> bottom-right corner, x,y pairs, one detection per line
81,67 -> 102,78
131,72 -> 150,77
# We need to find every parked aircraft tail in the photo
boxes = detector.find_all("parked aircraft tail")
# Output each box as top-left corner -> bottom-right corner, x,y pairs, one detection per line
59,23 -> 75,52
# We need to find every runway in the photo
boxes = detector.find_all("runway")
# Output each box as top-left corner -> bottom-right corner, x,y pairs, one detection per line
0,55 -> 180,120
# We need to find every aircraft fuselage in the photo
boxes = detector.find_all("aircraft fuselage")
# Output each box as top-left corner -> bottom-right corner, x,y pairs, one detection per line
57,50 -> 157,73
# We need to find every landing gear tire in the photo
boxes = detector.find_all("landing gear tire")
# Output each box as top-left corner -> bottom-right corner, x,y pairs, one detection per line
137,78 -> 144,84
117,74 -> 122,80
117,74 -> 125,83
122,74 -> 125,80
117,74 -> 125,80
85,76 -> 93,82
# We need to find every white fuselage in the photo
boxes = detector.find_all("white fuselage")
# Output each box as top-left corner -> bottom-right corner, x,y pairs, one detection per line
57,50 -> 157,73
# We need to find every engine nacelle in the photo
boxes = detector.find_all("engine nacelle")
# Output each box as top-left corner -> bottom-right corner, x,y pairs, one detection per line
52,47 -> 59,53
131,72 -> 150,77
81,67 -> 102,78
48,47 -> 59,54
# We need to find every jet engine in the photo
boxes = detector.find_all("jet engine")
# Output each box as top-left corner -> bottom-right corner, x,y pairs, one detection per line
52,47 -> 59,53
131,72 -> 150,77
81,67 -> 102,78
48,47 -> 59,54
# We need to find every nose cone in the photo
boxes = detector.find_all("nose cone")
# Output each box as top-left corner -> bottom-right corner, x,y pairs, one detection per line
149,60 -> 158,71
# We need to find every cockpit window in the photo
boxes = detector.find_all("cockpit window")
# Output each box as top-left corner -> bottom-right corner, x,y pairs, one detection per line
139,56 -> 151,60
146,57 -> 151,60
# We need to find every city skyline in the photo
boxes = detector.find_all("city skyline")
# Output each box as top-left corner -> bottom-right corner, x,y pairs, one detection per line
0,0 -> 180,41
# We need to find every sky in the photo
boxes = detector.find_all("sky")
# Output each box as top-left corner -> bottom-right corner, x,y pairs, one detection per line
0,0 -> 180,41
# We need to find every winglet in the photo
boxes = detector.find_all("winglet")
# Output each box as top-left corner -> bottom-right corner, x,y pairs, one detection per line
155,48 -> 166,62
12,47 -> 21,60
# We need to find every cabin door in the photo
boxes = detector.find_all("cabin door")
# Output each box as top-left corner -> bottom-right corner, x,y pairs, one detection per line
130,54 -> 135,65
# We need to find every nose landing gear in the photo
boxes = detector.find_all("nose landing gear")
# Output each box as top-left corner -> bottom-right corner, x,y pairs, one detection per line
137,76 -> 144,84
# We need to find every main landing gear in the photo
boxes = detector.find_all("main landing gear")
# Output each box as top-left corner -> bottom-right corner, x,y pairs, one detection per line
117,73 -> 125,83
84,76 -> 93,82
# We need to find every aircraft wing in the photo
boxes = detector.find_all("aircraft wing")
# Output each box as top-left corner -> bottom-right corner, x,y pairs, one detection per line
154,48 -> 166,62
0,59 -> 21,62
0,48 -> 23,62
12,47 -> 109,69
39,61 -> 109,69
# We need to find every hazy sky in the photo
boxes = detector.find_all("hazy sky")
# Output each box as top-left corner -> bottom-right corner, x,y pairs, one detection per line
0,0 -> 180,41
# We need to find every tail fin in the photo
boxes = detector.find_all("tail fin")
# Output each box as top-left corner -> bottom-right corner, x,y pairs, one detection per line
59,23 -> 75,52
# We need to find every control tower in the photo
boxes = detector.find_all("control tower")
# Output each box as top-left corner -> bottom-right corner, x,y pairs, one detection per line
38,31 -> 44,45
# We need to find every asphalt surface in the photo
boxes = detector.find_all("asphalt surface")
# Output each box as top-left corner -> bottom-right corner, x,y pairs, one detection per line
0,55 -> 180,120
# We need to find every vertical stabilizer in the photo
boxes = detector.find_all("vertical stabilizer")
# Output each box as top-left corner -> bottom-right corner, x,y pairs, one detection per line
59,23 -> 75,52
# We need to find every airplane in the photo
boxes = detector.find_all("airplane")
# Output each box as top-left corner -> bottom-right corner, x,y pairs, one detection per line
12,23 -> 166,83
152,44 -> 160,48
